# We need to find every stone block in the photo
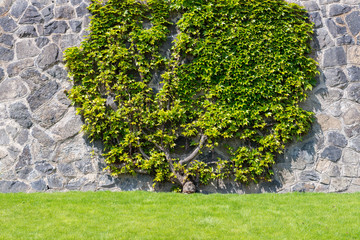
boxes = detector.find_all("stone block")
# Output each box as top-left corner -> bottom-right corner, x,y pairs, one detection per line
7,59 -> 34,77
35,162 -> 55,174
345,124 -> 360,138
69,20 -> 82,33
16,39 -> 40,59
346,11 -> 360,36
299,170 -> 320,181
317,114 -> 342,131
50,109 -> 82,141
58,163 -> 77,177
99,175 -> 116,188
9,102 -> 33,129
76,3 -> 89,18
347,66 -> 360,82
348,46 -> 360,65
44,21 -> 69,36
31,127 -> 55,146
0,47 -> 14,62
31,179 -> 47,191
327,131 -> 348,148
347,83 -> 360,103
74,160 -> 94,174
321,146 -> 342,162
323,47 -> 347,67
27,81 -> 59,111
41,4 -> 54,22
0,181 -> 29,193
33,101 -> 68,129
10,0 -> 28,19
343,108 -> 360,125
329,4 -> 351,17
35,37 -> 50,48
0,78 -> 28,102
0,16 -> 18,32
342,165 -> 358,177
0,34 -> 14,47
0,129 -> 10,146
36,43 -> 61,70
55,6 -> 75,19
349,136 -> 360,152
323,68 -> 347,89
330,177 -> 351,192
291,183 -> 315,192
19,6 -> 43,24
47,174 -> 65,188
16,26 -> 38,38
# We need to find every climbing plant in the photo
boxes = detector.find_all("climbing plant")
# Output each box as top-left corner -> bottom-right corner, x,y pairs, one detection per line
64,0 -> 317,192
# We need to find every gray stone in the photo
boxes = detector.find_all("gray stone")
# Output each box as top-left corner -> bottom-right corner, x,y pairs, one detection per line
336,35 -> 354,45
348,46 -> 360,65
335,17 -> 345,25
347,83 -> 360,103
65,178 -> 86,190
329,4 -> 351,17
69,20 -> 82,33
60,34 -> 81,50
7,59 -> 34,77
27,81 -> 59,111
19,6 -> 43,24
44,21 -> 69,36
329,165 -> 341,177
0,78 -> 28,102
345,124 -> 360,138
7,146 -> 20,159
71,0 -> 82,6
343,148 -> 360,163
15,145 -> 32,170
349,136 -> 360,152
299,171 -> 320,181
327,131 -> 348,148
32,127 -> 55,146
56,0 -> 69,4
323,68 -> 347,88
309,12 -> 322,28
41,4 -> 54,22
51,110 -> 82,140
30,0 -> 53,9
342,165 -> 358,177
35,162 -> 55,174
31,179 -> 47,191
10,0 -> 28,19
99,175 -> 116,188
315,88 -> 343,105
343,108 -> 360,125
319,0 -> 340,5
76,3 -> 89,18
16,39 -> 40,59
330,178 -> 351,192
321,146 -> 342,162
47,174 -> 64,188
33,101 -> 68,128
16,26 -> 38,38
0,129 -> 10,146
47,65 -> 68,80
0,68 -> 4,82
17,166 -> 33,180
36,43 -> 61,70
348,66 -> 360,82
0,47 -> 14,61
55,6 -> 75,19
0,181 -> 29,193
16,129 -> 29,145
9,102 -> 33,128
6,125 -> 18,139
75,160 -> 94,174
303,1 -> 320,12
292,183 -> 315,192
346,11 -> 360,36
0,16 -> 18,32
58,163 -> 77,177
323,47 -> 347,67
326,19 -> 347,37
35,37 -> 50,48
56,92 -> 71,106
0,34 -> 14,47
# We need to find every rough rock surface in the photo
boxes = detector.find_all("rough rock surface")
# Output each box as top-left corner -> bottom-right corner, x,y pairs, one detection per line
0,0 -> 360,193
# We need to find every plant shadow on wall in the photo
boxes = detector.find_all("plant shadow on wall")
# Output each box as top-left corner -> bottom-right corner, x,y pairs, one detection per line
64,0 -> 318,193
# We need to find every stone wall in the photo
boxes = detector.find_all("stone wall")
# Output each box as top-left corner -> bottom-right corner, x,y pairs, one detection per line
0,0 -> 359,193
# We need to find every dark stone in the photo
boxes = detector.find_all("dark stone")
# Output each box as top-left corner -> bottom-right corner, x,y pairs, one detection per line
47,65 -> 68,80
337,35 -> 354,45
30,0 -> 53,9
31,179 -> 48,191
0,181 -> 29,193
35,162 -> 55,174
55,6 -> 75,19
74,160 -> 94,174
323,47 -> 347,67
58,163 -> 77,177
0,47 -> 14,61
71,0 -> 82,6
99,175 -> 115,188
326,18 -> 347,37
183,181 -> 196,193
323,68 -> 347,88
9,103 -> 33,128
347,66 -> 360,82
347,83 -> 360,103
346,11 -> 360,36
44,21 -> 69,35
65,178 -> 86,190
19,6 -> 43,24
0,68 -> 4,82
27,81 -> 59,111
327,131 -> 348,147
16,129 -> 29,145
36,43 -> 61,70
15,145 -> 32,170
0,16 -> 18,32
303,1 -> 320,12
292,183 -> 315,192
69,20 -> 82,33
41,4 -> 54,22
76,3 -> 89,18
299,171 -> 320,181
35,37 -> 50,48
308,12 -> 323,28
47,175 -> 64,188
335,17 -> 345,25
0,34 -> 14,47
16,26 -> 38,38
329,4 -> 351,17
17,166 -> 33,179
10,0 -> 28,19
321,146 -> 342,162
31,127 -> 55,146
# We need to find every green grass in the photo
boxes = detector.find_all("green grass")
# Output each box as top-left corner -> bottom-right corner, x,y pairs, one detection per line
0,192 -> 359,239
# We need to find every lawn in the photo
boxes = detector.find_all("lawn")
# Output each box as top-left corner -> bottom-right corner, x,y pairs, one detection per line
0,191 -> 359,239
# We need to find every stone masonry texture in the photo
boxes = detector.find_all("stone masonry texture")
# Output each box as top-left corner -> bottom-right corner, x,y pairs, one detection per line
0,0 -> 360,193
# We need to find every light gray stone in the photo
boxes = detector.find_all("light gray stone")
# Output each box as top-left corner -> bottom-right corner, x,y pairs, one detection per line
0,68 -> 4,82
16,39 -> 40,59
35,162 -> 55,174
58,163 -> 77,177
303,1 -> 320,12
33,101 -> 68,128
31,179 -> 47,191
27,81 -> 59,111
0,16 -> 18,32
323,47 -> 347,67
69,20 -> 82,33
65,177 -> 86,190
348,46 -> 360,65
343,108 -> 360,125
323,68 -> 347,88
19,6 -> 43,24
347,83 -> 360,103
47,174 -> 64,188
16,129 -> 29,145
0,181 -> 29,193
336,35 -> 354,46
36,43 -> 61,70
16,25 -> 38,38
32,127 -> 55,146
9,102 -> 33,128
291,183 -> 315,192
342,165 -> 358,177
330,178 -> 351,192
47,65 -> 68,81
345,124 -> 360,138
15,145 -> 32,170
71,0 -> 82,6
60,34 -> 81,50
76,3 -> 89,18
309,12 -> 322,29
346,11 -> 360,36
0,129 -> 10,146
55,6 -> 75,19
99,175 -> 116,188
349,136 -> 360,152
299,171 -> 320,181
74,160 -> 94,174
0,78 -> 28,102
44,21 -> 69,36
347,66 -> 360,82
329,165 -> 341,177
7,146 -> 20,159
50,109 -> 82,141
41,4 -> 54,22
17,166 -> 33,180
7,59 -> 34,77
319,0 -> 340,5
10,0 -> 28,19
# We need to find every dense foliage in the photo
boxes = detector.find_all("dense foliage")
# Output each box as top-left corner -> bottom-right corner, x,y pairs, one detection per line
64,0 -> 317,192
